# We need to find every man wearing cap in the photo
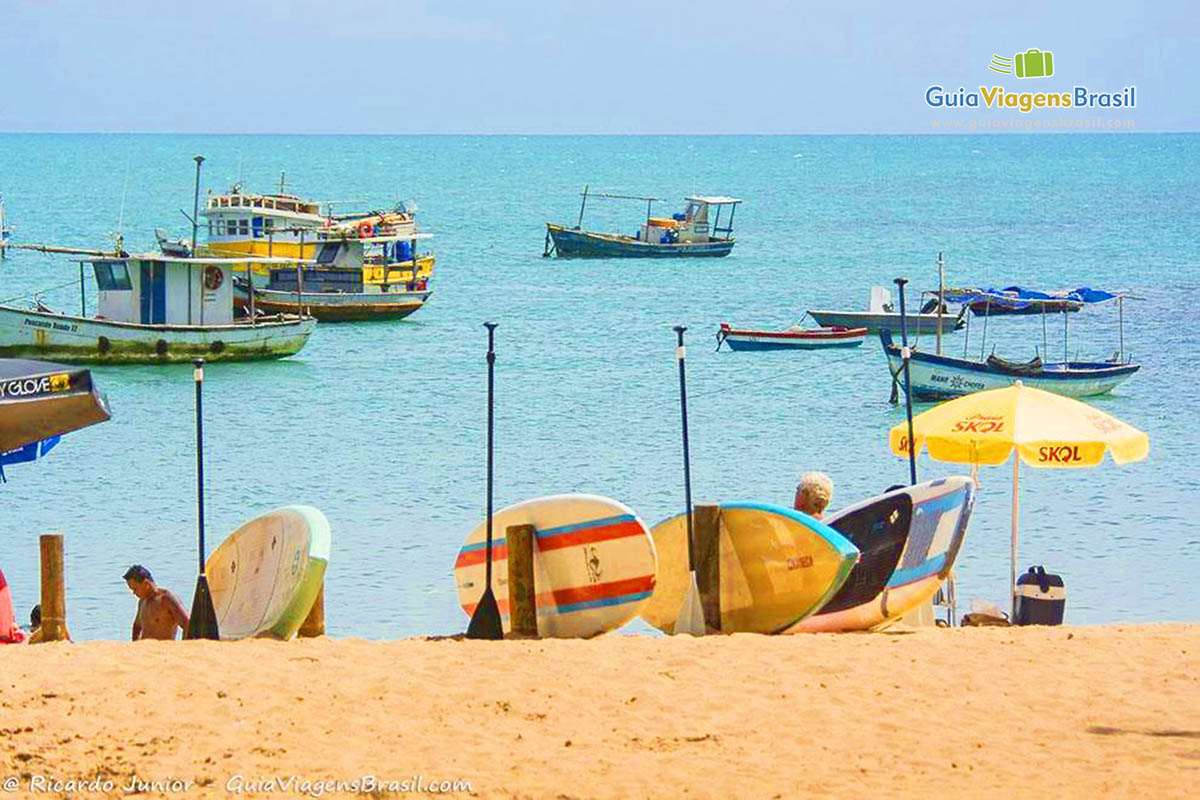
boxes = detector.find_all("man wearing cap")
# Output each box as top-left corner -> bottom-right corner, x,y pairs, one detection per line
124,565 -> 189,641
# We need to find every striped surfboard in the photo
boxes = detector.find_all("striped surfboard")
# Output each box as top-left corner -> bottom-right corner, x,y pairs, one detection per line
454,494 -> 657,638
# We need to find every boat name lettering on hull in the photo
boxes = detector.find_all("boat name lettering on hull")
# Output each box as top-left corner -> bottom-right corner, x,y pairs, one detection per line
22,318 -> 79,333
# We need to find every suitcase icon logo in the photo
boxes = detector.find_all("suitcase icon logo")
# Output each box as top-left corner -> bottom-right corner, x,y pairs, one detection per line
989,49 -> 1054,79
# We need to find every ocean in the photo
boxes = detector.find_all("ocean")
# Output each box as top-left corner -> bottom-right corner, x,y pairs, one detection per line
1,133 -> 1196,639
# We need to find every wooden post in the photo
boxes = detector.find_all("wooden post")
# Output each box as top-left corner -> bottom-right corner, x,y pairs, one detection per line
38,533 -> 69,642
505,524 -> 538,639
692,504 -> 721,633
297,582 -> 325,638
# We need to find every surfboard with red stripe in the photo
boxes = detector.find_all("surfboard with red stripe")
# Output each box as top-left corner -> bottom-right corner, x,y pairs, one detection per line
454,494 -> 657,638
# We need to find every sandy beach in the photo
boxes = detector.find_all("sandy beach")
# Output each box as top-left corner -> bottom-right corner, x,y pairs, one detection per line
0,624 -> 1196,798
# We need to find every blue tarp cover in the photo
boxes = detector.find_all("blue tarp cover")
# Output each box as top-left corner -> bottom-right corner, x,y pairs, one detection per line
943,286 -> 1119,308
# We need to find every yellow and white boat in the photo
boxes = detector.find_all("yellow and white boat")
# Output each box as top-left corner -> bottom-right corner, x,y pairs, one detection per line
199,187 -> 437,321
199,187 -> 435,289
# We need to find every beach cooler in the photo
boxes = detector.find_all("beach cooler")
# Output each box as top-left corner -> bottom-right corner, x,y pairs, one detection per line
1014,566 -> 1065,625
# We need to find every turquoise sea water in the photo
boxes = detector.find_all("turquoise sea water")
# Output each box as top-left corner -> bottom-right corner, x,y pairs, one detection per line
0,134 -> 1197,639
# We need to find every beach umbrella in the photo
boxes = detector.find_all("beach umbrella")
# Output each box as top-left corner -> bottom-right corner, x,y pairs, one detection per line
0,359 -> 110,453
888,381 -> 1148,616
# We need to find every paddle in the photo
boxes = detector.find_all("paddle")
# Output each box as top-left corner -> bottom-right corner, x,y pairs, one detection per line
186,358 -> 219,640
672,326 -> 706,636
893,278 -> 918,486
466,322 -> 504,640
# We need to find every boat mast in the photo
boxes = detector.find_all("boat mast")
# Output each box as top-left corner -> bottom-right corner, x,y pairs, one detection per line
577,185 -> 589,230
1118,294 -> 1124,362
936,252 -> 945,356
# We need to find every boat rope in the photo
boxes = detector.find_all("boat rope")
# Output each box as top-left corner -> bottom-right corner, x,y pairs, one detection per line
0,279 -> 80,306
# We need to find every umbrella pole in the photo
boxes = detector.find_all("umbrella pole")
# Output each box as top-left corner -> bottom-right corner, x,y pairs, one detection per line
1011,454 -> 1019,620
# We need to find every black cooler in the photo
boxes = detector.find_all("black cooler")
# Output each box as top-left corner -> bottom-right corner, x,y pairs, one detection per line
1014,565 -> 1066,625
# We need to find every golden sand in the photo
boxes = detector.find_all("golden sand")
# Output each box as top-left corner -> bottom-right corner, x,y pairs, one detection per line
1,624 -> 1197,799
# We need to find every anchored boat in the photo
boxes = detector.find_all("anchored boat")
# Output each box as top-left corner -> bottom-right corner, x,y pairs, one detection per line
200,181 -> 436,315
0,239 -> 314,364
230,216 -> 434,321
880,287 -> 1139,400
544,187 -> 741,258
809,285 -> 964,335
716,323 -> 866,351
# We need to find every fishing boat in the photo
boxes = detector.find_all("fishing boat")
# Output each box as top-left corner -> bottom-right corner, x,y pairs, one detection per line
0,238 -> 315,364
544,187 -> 741,258
199,180 -> 436,292
716,323 -> 866,351
230,218 -> 434,321
880,287 -> 1139,400
809,286 -> 964,335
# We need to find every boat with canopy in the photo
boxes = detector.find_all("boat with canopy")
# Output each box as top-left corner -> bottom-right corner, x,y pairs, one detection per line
880,286 -> 1139,400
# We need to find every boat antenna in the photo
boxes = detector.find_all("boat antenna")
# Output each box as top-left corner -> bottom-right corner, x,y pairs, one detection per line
191,155 -> 205,254
279,170 -> 287,194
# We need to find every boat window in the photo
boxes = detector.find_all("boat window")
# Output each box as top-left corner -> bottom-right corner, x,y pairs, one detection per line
238,219 -> 249,236
93,260 -> 132,291
316,243 -> 340,264
264,218 -> 274,231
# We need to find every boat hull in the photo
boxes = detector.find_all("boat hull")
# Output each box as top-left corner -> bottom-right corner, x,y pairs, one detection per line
0,305 -> 314,364
880,331 -> 1139,400
234,285 -> 431,322
808,310 -> 963,335
718,325 -> 866,351
547,224 -> 734,258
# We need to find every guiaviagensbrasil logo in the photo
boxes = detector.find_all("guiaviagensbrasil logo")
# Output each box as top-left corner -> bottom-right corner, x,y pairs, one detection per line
925,47 -> 1136,114
989,49 -> 1054,79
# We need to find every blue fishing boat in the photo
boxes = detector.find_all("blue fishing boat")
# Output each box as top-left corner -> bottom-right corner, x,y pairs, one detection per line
880,287 -> 1140,400
544,187 -> 740,258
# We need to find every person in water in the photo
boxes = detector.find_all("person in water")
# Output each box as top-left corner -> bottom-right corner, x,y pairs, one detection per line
794,471 -> 833,519
124,565 -> 189,641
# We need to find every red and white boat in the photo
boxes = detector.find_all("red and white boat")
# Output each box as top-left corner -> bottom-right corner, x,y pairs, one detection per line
716,323 -> 867,351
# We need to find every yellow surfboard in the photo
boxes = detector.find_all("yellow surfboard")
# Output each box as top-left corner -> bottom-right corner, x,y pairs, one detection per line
206,505 -> 330,640
640,502 -> 858,634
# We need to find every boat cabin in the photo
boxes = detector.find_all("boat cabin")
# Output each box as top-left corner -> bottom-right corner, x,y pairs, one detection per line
89,255 -> 237,326
202,190 -> 326,249
637,196 -> 742,245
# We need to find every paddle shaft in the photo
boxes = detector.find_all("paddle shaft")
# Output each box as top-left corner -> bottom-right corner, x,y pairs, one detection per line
894,279 -> 918,486
674,326 -> 696,571
485,323 -> 497,588
193,358 -> 206,573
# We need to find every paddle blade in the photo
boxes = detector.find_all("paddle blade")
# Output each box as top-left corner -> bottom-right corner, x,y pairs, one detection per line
186,574 -> 220,641
673,572 -> 707,636
466,586 -> 504,640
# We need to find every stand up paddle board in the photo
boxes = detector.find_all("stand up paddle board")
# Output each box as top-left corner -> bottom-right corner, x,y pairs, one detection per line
639,502 -> 859,635
788,477 -> 975,632
454,494 -> 657,639
206,505 -> 330,640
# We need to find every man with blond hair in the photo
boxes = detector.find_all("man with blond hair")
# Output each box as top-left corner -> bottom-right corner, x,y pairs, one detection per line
794,471 -> 833,519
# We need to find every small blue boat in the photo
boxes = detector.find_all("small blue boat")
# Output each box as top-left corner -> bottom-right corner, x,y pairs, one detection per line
545,188 -> 740,258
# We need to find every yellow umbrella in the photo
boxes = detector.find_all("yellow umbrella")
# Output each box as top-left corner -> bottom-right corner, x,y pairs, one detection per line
888,381 -> 1149,615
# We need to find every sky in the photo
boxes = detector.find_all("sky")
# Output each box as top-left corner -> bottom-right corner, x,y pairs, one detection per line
0,0 -> 1194,133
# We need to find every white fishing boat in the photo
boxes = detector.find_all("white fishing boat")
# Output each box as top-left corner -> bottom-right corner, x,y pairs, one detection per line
809,285 -> 964,335
0,239 -> 315,364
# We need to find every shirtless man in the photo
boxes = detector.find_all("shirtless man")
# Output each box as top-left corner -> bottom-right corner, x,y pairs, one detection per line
794,471 -> 834,520
123,565 -> 189,640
